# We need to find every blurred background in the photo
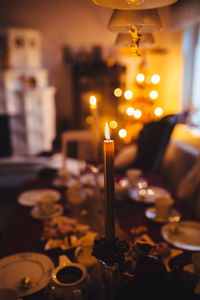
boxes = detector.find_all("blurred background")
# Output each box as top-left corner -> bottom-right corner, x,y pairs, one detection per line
0,0 -> 199,166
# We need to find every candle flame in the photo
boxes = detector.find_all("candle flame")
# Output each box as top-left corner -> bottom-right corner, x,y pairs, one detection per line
105,122 -> 110,140
89,95 -> 97,109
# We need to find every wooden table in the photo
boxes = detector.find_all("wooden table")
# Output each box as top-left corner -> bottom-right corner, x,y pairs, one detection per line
0,175 -> 199,300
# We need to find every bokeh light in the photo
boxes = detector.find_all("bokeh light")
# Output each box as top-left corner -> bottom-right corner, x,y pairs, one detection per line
136,73 -> 145,83
150,90 -> 158,100
89,95 -> 97,107
154,107 -> 163,116
126,107 -> 134,116
119,129 -> 127,138
114,88 -> 122,97
124,90 -> 133,100
109,120 -> 118,129
134,109 -> 142,119
86,116 -> 94,124
151,74 -> 160,85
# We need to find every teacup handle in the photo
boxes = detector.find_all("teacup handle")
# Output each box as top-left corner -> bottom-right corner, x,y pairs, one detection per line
74,246 -> 83,258
59,255 -> 72,266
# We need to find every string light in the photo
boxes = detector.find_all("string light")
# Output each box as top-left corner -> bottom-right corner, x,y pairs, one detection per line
154,107 -> 163,116
151,74 -> 160,85
109,120 -> 118,129
126,107 -> 134,116
124,90 -> 133,100
150,90 -> 158,100
114,88 -> 122,97
119,129 -> 127,138
134,109 -> 142,119
136,73 -> 145,83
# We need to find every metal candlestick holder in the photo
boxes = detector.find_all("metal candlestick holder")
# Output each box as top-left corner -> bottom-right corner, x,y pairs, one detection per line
92,237 -> 130,300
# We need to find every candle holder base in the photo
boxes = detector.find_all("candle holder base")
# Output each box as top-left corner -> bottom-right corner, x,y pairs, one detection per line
92,236 -> 129,266
92,237 -> 129,300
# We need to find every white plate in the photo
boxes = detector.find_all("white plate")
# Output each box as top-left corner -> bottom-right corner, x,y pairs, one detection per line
30,204 -> 63,220
161,221 -> 200,251
145,207 -> 181,223
128,186 -> 170,204
0,252 -> 54,297
18,189 -> 61,207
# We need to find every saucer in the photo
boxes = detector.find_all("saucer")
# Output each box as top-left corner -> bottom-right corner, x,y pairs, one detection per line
161,221 -> 200,251
30,204 -> 63,220
128,186 -> 170,204
145,207 -> 181,223
18,189 -> 61,207
0,252 -> 54,297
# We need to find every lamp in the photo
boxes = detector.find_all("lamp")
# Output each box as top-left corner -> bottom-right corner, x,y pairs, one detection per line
115,32 -> 155,47
107,9 -> 162,33
92,0 -> 178,10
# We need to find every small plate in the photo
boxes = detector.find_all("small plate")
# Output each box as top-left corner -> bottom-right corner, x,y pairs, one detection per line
30,204 -> 63,220
18,189 -> 61,207
145,207 -> 181,223
128,186 -> 170,204
0,252 -> 54,297
161,221 -> 200,251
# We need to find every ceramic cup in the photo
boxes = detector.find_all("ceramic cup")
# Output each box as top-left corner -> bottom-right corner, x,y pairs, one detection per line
192,253 -> 200,276
37,193 -> 55,215
0,288 -> 18,300
155,195 -> 174,219
51,255 -> 87,299
126,169 -> 142,187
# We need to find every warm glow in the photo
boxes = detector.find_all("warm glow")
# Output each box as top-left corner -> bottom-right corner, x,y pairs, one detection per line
150,90 -> 158,100
136,73 -> 145,83
154,107 -> 163,116
86,116 -> 94,124
124,90 -> 133,100
126,0 -> 144,5
109,120 -> 118,129
89,95 -> 97,108
114,88 -> 122,97
119,129 -> 127,138
105,122 -> 110,140
126,107 -> 134,116
151,74 -> 160,85
134,109 -> 142,119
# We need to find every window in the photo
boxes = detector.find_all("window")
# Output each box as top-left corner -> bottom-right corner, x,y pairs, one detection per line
182,23 -> 200,127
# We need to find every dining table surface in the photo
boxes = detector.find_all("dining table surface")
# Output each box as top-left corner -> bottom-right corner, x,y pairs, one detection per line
0,169 -> 200,300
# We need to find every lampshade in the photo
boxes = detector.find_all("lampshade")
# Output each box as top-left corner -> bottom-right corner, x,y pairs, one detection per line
92,0 -> 178,10
115,32 -> 155,47
107,9 -> 162,33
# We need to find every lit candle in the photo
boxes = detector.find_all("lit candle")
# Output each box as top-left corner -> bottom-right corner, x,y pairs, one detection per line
104,123 -> 115,239
89,95 -> 99,161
